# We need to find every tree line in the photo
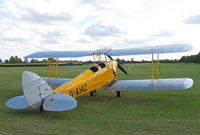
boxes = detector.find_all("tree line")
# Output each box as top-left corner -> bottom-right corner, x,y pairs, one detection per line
179,52 -> 200,63
0,52 -> 199,64
0,56 -> 91,65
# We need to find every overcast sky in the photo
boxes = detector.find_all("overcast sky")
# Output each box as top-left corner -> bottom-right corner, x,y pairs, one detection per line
0,0 -> 200,61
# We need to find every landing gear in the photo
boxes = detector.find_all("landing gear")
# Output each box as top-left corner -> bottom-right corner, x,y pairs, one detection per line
40,104 -> 43,112
116,91 -> 124,97
90,90 -> 97,96
40,99 -> 44,112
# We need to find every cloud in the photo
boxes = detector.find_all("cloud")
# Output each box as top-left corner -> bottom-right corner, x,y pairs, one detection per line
42,30 -> 67,39
21,8 -> 73,24
152,31 -> 173,37
122,31 -> 173,45
76,38 -> 91,43
84,22 -> 123,37
41,30 -> 67,44
123,39 -> 149,45
0,37 -> 27,43
111,30 -> 174,49
42,39 -> 60,44
185,15 -> 200,24
0,25 -> 33,45
0,0 -> 199,60
80,0 -> 112,10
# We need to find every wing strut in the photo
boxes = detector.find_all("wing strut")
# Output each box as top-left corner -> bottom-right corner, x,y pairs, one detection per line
56,58 -> 59,78
48,58 -> 59,81
152,54 -> 154,80
152,53 -> 160,80
156,54 -> 160,79
48,58 -> 52,82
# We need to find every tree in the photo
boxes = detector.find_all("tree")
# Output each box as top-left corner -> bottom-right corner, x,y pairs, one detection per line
48,58 -> 56,63
23,58 -> 29,63
15,56 -> 22,63
179,52 -> 200,63
9,56 -> 15,63
8,56 -> 22,64
131,58 -> 134,62
0,59 -> 2,63
42,59 -> 48,63
30,59 -> 38,63
4,59 -> 9,63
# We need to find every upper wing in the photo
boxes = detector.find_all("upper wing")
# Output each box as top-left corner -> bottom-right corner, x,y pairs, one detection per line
25,51 -> 93,58
107,44 -> 192,56
42,77 -> 72,89
25,44 -> 192,58
105,78 -> 193,91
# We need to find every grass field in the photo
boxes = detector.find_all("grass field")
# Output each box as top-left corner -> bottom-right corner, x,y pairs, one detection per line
0,63 -> 200,135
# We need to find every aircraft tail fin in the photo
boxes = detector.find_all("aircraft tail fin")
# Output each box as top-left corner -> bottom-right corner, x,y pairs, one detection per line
6,71 -> 77,111
22,71 -> 52,109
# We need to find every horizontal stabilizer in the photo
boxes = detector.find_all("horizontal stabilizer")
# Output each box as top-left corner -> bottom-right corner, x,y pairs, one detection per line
43,93 -> 77,111
25,44 -> 192,58
6,95 -> 29,109
105,78 -> 193,91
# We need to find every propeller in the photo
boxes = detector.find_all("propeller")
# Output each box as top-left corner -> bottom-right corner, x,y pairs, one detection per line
106,55 -> 128,75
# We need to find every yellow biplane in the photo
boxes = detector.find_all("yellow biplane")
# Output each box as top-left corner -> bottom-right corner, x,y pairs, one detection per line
6,44 -> 194,112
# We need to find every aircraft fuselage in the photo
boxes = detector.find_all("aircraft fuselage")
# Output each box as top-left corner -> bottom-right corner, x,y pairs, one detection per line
52,61 -> 118,98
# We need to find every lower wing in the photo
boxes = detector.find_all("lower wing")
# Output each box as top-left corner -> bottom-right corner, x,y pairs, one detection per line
42,77 -> 72,89
105,78 -> 193,91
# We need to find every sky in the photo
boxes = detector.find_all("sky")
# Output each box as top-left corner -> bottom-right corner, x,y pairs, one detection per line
0,0 -> 200,61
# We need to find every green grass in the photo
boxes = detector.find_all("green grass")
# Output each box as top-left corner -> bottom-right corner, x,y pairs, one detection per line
0,63 -> 200,135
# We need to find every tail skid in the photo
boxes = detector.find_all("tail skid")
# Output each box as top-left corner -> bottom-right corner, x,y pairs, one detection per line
6,71 -> 77,111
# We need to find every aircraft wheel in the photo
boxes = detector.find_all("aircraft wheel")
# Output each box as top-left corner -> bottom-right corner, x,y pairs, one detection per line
90,90 -> 97,96
116,91 -> 124,97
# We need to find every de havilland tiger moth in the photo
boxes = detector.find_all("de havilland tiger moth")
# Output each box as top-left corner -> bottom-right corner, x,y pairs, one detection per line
6,44 -> 194,112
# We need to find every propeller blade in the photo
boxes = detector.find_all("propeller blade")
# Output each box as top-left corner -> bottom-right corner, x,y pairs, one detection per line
106,54 -> 128,75
117,63 -> 128,75
106,55 -> 113,60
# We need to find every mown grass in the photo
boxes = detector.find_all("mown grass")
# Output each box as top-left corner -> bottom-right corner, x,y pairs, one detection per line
0,63 -> 199,135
